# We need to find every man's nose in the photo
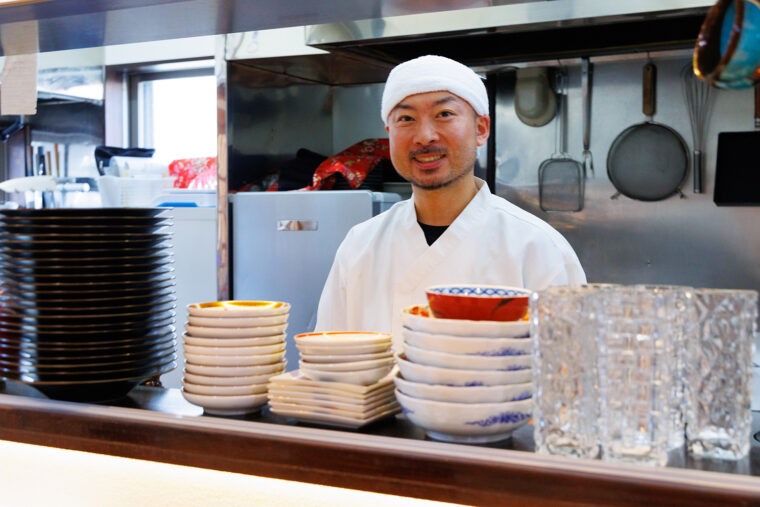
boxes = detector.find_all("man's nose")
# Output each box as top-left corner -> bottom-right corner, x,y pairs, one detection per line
413,119 -> 439,145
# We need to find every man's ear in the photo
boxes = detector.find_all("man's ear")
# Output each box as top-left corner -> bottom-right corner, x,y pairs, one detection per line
475,115 -> 490,147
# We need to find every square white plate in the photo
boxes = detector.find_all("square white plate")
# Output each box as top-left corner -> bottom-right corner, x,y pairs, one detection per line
267,368 -> 396,395
267,391 -> 396,414
269,400 -> 400,429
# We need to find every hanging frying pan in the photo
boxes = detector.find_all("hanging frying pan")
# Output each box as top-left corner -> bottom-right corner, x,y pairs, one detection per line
607,62 -> 689,201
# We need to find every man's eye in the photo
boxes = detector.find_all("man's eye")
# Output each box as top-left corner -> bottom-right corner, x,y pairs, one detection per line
397,115 -> 413,122
439,111 -> 454,118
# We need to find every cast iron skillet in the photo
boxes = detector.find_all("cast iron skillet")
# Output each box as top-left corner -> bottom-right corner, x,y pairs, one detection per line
607,62 -> 689,201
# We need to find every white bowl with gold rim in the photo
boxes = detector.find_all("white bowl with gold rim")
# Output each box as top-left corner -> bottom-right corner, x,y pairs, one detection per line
296,342 -> 391,356
181,391 -> 268,416
301,364 -> 393,386
295,331 -> 391,348
299,356 -> 394,373
183,368 -> 284,386
187,300 -> 290,318
184,342 -> 285,356
183,333 -> 286,348
300,350 -> 393,364
182,382 -> 268,396
185,323 -> 287,338
185,350 -> 285,367
187,314 -> 288,328
184,360 -> 286,377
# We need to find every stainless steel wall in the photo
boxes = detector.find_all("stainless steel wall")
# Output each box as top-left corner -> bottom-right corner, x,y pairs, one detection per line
228,52 -> 759,293
227,62 -> 333,190
332,84 -> 385,153
493,54 -> 760,291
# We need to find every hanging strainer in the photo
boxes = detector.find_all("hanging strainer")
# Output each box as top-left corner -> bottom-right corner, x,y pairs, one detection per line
538,70 -> 583,212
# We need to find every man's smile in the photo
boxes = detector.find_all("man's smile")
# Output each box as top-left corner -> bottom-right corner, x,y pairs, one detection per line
415,153 -> 445,163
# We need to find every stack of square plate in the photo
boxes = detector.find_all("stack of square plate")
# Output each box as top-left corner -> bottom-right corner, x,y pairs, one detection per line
0,209 -> 177,402
267,368 -> 399,428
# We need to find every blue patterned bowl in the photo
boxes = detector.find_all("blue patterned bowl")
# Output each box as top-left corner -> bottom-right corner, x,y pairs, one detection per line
425,285 -> 531,322
394,371 -> 532,403
396,353 -> 531,386
401,327 -> 531,356
395,389 -> 532,443
403,342 -> 531,371
695,0 -> 760,88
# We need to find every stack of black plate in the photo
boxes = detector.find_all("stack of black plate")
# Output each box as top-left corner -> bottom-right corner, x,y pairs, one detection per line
0,208 -> 177,402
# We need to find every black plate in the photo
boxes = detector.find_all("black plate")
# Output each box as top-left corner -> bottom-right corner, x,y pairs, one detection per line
1,288 -> 175,308
0,252 -> 173,267
0,208 -> 169,218
0,279 -> 174,294
0,208 -> 168,217
0,285 -> 175,304
0,324 -> 175,345
0,273 -> 175,290
0,217 -> 173,228
0,222 -> 172,234
0,335 -> 175,357
0,259 -> 174,276
0,295 -> 176,317
0,266 -> 175,284
0,306 -> 176,328
0,231 -> 172,241
0,341 -> 176,366
0,240 -> 173,253
0,246 -> 171,260
0,351 -> 176,376
9,361 -> 177,402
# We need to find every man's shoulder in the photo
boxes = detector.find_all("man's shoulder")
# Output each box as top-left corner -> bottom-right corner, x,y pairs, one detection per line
483,192 -> 572,245
485,192 -> 548,226
345,198 -> 410,239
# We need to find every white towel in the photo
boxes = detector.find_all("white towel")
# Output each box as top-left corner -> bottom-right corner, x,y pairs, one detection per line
380,55 -> 488,124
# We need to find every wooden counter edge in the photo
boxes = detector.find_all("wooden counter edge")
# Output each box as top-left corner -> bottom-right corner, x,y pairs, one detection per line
0,394 -> 758,506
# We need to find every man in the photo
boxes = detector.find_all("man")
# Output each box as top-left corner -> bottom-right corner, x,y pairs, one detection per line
315,55 -> 585,348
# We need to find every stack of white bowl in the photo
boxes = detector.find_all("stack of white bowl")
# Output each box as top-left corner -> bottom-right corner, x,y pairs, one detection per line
181,300 -> 290,416
296,332 -> 394,385
395,305 -> 533,443
267,332 -> 399,427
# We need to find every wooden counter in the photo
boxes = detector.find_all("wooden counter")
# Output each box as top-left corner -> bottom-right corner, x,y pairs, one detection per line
0,381 -> 758,505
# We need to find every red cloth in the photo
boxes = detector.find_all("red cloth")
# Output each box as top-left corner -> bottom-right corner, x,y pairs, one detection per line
169,157 -> 217,189
301,139 -> 389,191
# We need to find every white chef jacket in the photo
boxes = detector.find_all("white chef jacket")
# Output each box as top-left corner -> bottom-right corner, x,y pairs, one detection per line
315,178 -> 586,349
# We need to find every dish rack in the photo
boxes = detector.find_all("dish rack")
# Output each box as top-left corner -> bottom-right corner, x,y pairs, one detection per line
98,176 -> 174,207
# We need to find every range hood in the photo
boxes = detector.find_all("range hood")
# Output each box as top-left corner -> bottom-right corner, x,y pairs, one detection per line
305,0 -> 715,65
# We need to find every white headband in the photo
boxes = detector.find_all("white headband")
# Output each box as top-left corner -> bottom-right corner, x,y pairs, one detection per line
381,55 -> 488,125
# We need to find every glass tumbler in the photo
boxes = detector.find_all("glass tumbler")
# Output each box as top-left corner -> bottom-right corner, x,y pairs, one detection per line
597,287 -> 673,466
634,285 -> 696,451
685,289 -> 758,460
531,286 -> 601,459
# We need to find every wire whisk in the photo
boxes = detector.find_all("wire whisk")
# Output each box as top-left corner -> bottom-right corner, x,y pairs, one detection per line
681,65 -> 715,194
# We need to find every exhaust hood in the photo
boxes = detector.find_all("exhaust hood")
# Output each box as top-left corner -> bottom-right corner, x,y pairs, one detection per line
305,0 -> 715,65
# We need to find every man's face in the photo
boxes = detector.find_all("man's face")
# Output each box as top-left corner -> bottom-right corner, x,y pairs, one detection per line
385,91 -> 490,191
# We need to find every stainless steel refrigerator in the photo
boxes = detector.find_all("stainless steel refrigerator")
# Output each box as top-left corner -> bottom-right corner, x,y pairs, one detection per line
231,190 -> 400,370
